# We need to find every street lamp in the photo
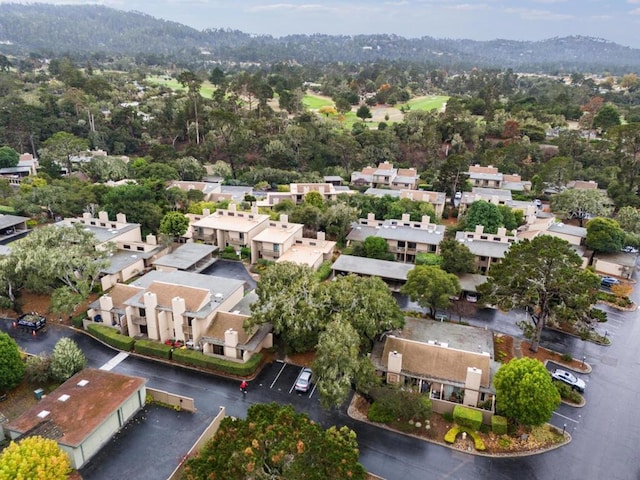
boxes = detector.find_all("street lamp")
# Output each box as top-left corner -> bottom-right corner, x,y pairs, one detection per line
562,423 -> 567,435
581,356 -> 586,368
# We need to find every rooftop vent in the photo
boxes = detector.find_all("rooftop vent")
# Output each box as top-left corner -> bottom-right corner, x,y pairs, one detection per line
37,410 -> 50,419
77,379 -> 89,387
58,394 -> 70,402
214,293 -> 224,301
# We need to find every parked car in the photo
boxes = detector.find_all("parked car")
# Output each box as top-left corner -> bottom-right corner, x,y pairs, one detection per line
434,311 -> 449,321
294,368 -> 313,393
621,246 -> 639,254
454,191 -> 462,199
466,292 -> 478,303
533,199 -> 542,209
601,276 -> 620,288
551,369 -> 586,393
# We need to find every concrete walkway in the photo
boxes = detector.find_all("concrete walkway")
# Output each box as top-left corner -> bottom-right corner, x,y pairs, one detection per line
99,351 -> 129,371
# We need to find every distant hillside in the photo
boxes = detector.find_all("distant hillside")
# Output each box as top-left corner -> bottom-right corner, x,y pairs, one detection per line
1,4 -> 639,73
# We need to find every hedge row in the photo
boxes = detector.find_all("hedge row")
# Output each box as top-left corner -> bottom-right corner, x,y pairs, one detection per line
134,339 -> 173,359
87,324 -> 135,351
172,348 -> 262,377
444,426 -> 486,451
85,325 -> 261,377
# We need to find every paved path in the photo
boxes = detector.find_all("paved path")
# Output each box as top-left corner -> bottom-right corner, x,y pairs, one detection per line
99,351 -> 129,371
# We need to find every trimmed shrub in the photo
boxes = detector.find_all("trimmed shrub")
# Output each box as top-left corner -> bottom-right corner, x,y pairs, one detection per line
491,415 -> 508,435
561,353 -> 573,362
134,339 -> 173,359
367,401 -> 395,423
444,426 -> 486,451
442,411 -> 454,422
87,323 -> 135,351
369,386 -> 432,422
172,348 -> 262,377
453,405 -> 482,431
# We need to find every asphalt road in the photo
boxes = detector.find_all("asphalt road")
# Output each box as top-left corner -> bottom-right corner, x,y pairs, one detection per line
3,279 -> 640,479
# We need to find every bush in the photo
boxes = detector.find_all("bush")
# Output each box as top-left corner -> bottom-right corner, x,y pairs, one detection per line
172,348 -> 262,376
87,323 -> 135,351
368,401 -> 395,423
315,261 -> 333,281
134,339 -> 173,359
491,415 -> 508,435
444,426 -> 486,451
561,353 -> 573,363
369,386 -> 432,422
453,405 -> 483,431
25,355 -> 51,384
442,411 -> 454,422
71,313 -> 85,328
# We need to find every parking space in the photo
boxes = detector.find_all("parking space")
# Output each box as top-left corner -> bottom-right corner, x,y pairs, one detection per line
254,360 -> 317,399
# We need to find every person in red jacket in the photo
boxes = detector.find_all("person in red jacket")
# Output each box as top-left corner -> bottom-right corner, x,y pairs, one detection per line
240,380 -> 248,394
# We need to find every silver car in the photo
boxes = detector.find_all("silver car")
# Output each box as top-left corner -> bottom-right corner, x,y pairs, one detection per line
294,368 -> 313,393
551,369 -> 586,393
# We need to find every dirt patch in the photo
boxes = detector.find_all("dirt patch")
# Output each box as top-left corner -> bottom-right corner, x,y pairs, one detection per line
494,333 -> 514,363
520,340 -> 590,373
286,350 -> 316,367
0,291 -> 98,326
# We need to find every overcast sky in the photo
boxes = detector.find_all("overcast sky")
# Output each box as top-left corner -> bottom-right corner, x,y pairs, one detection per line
5,0 -> 640,48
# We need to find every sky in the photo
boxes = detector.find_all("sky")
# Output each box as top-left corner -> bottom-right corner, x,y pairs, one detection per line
4,0 -> 640,48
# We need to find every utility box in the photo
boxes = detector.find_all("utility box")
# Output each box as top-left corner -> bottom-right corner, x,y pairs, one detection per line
34,388 -> 44,400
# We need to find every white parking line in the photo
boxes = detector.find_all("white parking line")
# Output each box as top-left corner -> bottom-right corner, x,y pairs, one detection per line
289,367 -> 304,394
552,411 -> 580,424
270,361 -> 287,389
308,382 -> 318,399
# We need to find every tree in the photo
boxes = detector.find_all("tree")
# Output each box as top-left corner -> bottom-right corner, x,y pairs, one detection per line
158,211 -> 190,241
356,105 -> 372,122
494,358 -> 560,426
616,206 -> 640,235
247,262 -> 327,352
321,203 -> 358,245
9,224 -> 109,297
183,403 -> 366,480
0,145 -> 19,168
434,154 -> 468,205
439,238 -> 476,274
463,200 -> 504,234
102,184 -> 164,235
324,274 -> 404,347
25,354 -> 51,384
82,156 -> 128,182
353,236 -> 394,261
592,104 -> 621,132
0,436 -> 71,480
401,265 -> 460,317
585,217 -> 625,253
40,131 -> 89,176
0,332 -> 25,392
478,236 -> 599,352
550,188 -> 613,227
178,70 -> 203,144
313,318 -> 364,409
50,337 -> 86,382
303,190 -> 324,209
173,156 -> 206,181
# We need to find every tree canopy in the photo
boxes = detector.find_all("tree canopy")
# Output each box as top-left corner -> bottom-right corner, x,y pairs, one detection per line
494,358 -> 560,426
182,402 -> 366,480
159,211 -> 190,241
401,265 -> 460,317
50,337 -> 86,382
0,436 -> 71,480
550,188 -> 613,227
463,200 -> 504,234
478,235 -> 600,351
0,332 -> 25,392
585,217 -> 625,253
352,236 -> 394,261
438,238 -> 476,274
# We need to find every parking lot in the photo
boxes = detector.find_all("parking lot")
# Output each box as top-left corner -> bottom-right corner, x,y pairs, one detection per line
254,360 -> 318,401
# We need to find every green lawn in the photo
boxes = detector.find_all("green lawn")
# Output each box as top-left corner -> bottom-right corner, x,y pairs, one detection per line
404,95 -> 449,111
303,94 -> 334,109
145,75 -> 217,99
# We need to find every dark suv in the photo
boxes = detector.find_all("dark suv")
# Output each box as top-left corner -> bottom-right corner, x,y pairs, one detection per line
16,313 -> 46,331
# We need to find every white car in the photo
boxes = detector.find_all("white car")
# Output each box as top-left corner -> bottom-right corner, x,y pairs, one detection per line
621,246 -> 639,254
466,292 -> 478,303
294,368 -> 313,393
551,369 -> 586,393
454,191 -> 462,199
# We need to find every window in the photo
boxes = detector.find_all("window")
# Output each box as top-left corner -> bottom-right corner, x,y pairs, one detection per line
398,241 -> 406,247
239,232 -> 244,240
123,244 -> 130,250
408,242 -> 416,249
480,235 -> 488,240
137,246 -> 144,251
139,308 -> 146,317
212,344 -> 224,355
480,256 -> 487,261
100,223 -> 106,227
273,244 -> 280,253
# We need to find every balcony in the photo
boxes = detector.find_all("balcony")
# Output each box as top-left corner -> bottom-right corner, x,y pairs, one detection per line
131,315 -> 147,326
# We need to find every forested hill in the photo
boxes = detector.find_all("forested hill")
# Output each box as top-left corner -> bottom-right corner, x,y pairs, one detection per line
1,3 -> 640,73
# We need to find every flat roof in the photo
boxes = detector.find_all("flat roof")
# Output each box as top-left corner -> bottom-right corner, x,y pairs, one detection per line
5,369 -> 146,447
192,210 -> 270,233
364,188 -> 402,198
101,250 -> 144,274
277,244 -> 325,267
456,238 -> 511,258
0,214 -> 29,229
253,224 -> 302,244
399,317 -> 494,355
471,187 -> 513,198
152,243 -> 218,270
457,273 -> 488,292
55,221 -> 141,244
332,254 -> 414,281
547,223 -> 587,238
347,224 -> 444,244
